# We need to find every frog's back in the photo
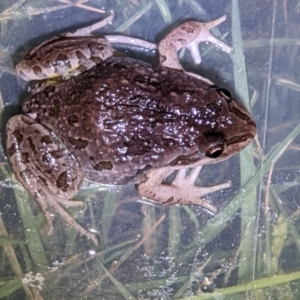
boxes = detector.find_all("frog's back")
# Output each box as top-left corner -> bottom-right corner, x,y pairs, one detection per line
23,57 -> 254,184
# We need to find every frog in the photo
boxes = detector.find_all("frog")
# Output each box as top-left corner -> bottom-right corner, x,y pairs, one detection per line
6,13 -> 256,245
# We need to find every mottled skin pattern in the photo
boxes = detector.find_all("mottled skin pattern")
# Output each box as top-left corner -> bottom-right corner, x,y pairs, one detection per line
16,36 -> 113,81
22,57 -> 255,186
6,14 -> 256,244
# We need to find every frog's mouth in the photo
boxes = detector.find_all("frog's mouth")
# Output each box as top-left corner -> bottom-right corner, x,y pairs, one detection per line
169,151 -> 214,167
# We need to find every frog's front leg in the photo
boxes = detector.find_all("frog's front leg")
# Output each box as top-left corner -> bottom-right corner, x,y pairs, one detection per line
158,15 -> 233,71
138,166 -> 231,214
6,115 -> 98,245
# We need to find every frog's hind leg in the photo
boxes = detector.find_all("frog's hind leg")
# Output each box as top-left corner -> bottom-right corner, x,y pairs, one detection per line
138,166 -> 231,214
35,191 -> 98,245
43,190 -> 99,245
34,193 -> 55,235
6,115 -> 98,244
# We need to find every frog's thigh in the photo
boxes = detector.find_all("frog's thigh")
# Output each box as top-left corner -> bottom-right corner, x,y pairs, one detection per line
6,115 -> 83,200
138,166 -> 231,214
6,115 -> 98,244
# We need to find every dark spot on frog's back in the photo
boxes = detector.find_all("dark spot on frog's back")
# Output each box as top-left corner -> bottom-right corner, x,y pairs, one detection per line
113,63 -> 127,70
68,137 -> 89,150
7,143 -> 17,157
93,161 -> 113,171
44,85 -> 56,96
12,129 -> 23,143
68,115 -> 79,126
21,152 -> 30,164
124,137 -> 152,156
65,91 -> 83,105
56,171 -> 69,191
27,137 -> 35,152
49,106 -> 60,118
40,135 -> 52,144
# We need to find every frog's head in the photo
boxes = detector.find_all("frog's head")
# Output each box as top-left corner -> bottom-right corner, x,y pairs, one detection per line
200,87 -> 256,161
169,87 -> 256,167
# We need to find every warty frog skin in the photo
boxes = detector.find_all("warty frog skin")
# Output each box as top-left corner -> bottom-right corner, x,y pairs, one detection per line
6,14 -> 256,244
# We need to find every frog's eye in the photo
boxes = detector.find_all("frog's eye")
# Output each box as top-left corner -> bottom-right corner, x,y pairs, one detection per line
217,88 -> 231,100
205,144 -> 224,158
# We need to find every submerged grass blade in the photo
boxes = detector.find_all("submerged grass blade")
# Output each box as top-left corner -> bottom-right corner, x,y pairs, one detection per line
116,1 -> 155,32
271,188 -> 300,255
231,0 -> 257,281
0,279 -> 22,299
97,259 -> 136,299
14,189 -> 48,267
200,122 -> 300,249
168,206 -> 182,257
155,0 -> 172,23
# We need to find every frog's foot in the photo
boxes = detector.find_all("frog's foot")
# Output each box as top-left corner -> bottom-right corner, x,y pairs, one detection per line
35,186 -> 96,243
158,15 -> 233,70
34,192 -> 55,235
44,191 -> 98,245
185,15 -> 233,65
36,190 -> 98,245
138,166 -> 231,214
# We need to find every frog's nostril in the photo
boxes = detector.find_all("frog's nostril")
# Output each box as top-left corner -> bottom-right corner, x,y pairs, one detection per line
205,144 -> 224,158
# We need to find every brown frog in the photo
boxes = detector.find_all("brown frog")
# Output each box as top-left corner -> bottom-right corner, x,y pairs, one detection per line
6,14 -> 256,244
